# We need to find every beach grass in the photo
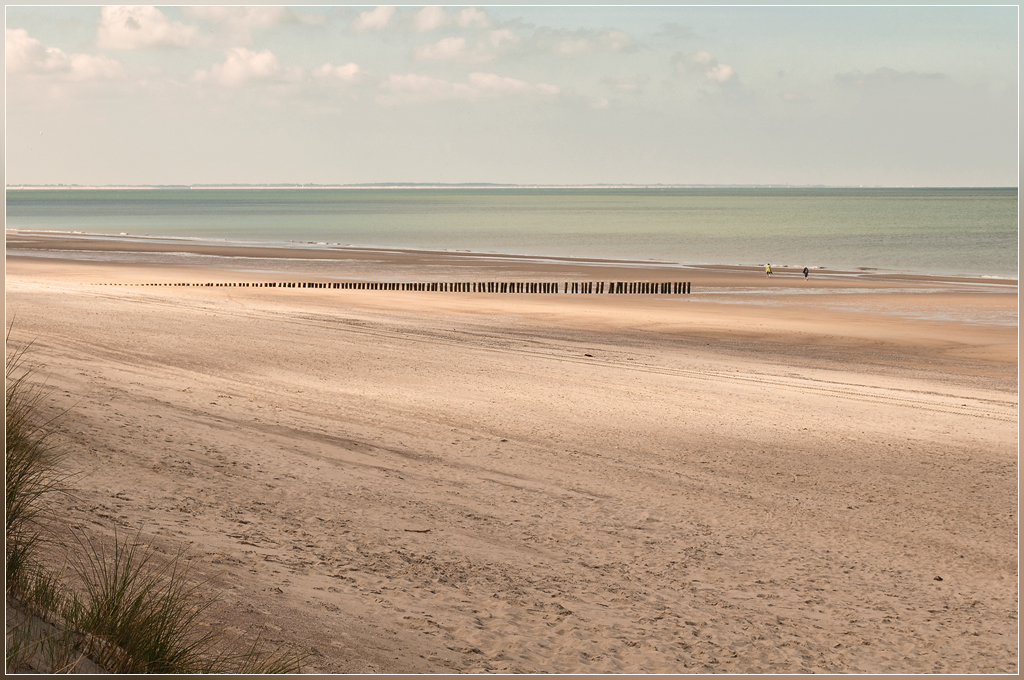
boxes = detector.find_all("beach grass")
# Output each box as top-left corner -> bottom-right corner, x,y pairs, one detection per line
5,331 -> 69,590
5,330 -> 305,673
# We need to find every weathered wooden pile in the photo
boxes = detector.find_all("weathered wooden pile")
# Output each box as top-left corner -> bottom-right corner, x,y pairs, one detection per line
99,281 -> 693,294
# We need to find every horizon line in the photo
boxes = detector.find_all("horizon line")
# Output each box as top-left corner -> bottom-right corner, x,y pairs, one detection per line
6,183 -> 1018,190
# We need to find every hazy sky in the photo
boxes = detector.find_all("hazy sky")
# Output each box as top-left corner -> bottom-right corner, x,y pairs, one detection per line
5,5 -> 1018,186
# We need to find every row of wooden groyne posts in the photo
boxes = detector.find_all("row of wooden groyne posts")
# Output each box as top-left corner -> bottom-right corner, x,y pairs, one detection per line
101,281 -> 694,294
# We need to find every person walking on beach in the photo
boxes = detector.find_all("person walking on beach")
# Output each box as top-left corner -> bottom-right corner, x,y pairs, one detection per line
803,266 -> 809,280
765,263 -> 772,278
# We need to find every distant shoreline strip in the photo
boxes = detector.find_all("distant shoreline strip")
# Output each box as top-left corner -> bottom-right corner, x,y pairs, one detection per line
8,185 -> 1016,191
92,281 -> 693,294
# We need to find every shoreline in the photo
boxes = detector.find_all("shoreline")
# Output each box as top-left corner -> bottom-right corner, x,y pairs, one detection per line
9,184 -> 1018,190
7,230 -> 1019,285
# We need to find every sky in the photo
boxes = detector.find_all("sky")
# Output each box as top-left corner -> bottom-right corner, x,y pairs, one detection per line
5,4 -> 1019,187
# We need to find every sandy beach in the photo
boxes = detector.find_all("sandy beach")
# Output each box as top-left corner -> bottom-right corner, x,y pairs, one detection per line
5,232 -> 1018,673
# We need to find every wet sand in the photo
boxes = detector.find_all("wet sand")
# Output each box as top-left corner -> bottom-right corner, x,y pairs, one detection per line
5,233 -> 1018,673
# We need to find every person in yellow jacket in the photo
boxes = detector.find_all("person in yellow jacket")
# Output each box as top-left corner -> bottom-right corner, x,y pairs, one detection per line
765,263 -> 772,278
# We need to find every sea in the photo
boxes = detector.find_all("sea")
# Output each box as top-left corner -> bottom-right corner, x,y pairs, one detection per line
5,187 -> 1018,278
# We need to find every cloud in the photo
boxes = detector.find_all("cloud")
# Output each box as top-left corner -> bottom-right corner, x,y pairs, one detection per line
96,6 -> 198,49
535,28 -> 636,57
415,30 -> 520,63
186,6 -> 287,30
314,62 -> 361,83
671,52 -> 688,75
675,50 -> 736,83
377,71 -> 558,105
414,37 -> 466,61
414,6 -> 447,32
487,29 -> 519,50
193,47 -> 286,86
7,28 -> 67,73
706,63 -> 734,83
554,38 -> 591,56
182,7 -> 323,45
7,28 -> 124,80
599,31 -> 633,53
458,7 -> 491,29
351,6 -> 396,33
379,73 -> 456,101
468,71 -> 532,94
835,67 -> 948,87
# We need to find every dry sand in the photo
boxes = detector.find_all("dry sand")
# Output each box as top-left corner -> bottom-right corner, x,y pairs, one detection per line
5,233 -> 1018,673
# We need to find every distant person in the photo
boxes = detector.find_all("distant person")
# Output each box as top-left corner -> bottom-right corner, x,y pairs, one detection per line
765,263 -> 772,278
803,266 -> 809,280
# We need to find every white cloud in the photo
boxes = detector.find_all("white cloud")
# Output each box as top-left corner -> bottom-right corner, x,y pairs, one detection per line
7,28 -> 63,73
183,7 -> 322,45
468,72 -> 530,94
66,53 -> 126,80
414,37 -> 466,61
314,62 -> 361,83
378,72 -> 559,105
96,6 -> 198,49
414,6 -> 447,32
554,38 -> 591,56
415,30 -> 519,63
185,6 -> 287,30
546,29 -> 635,56
351,6 -> 396,33
600,31 -> 632,53
7,28 -> 124,80
680,50 -> 736,83
193,47 -> 283,87
378,73 -> 460,103
706,64 -> 734,83
458,7 -> 491,29
671,52 -> 688,75
487,29 -> 519,49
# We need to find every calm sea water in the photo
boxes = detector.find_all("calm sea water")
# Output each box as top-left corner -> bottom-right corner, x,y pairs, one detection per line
5,188 -> 1018,277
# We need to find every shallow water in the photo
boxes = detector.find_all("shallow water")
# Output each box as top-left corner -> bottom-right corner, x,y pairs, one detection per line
6,187 -> 1018,277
